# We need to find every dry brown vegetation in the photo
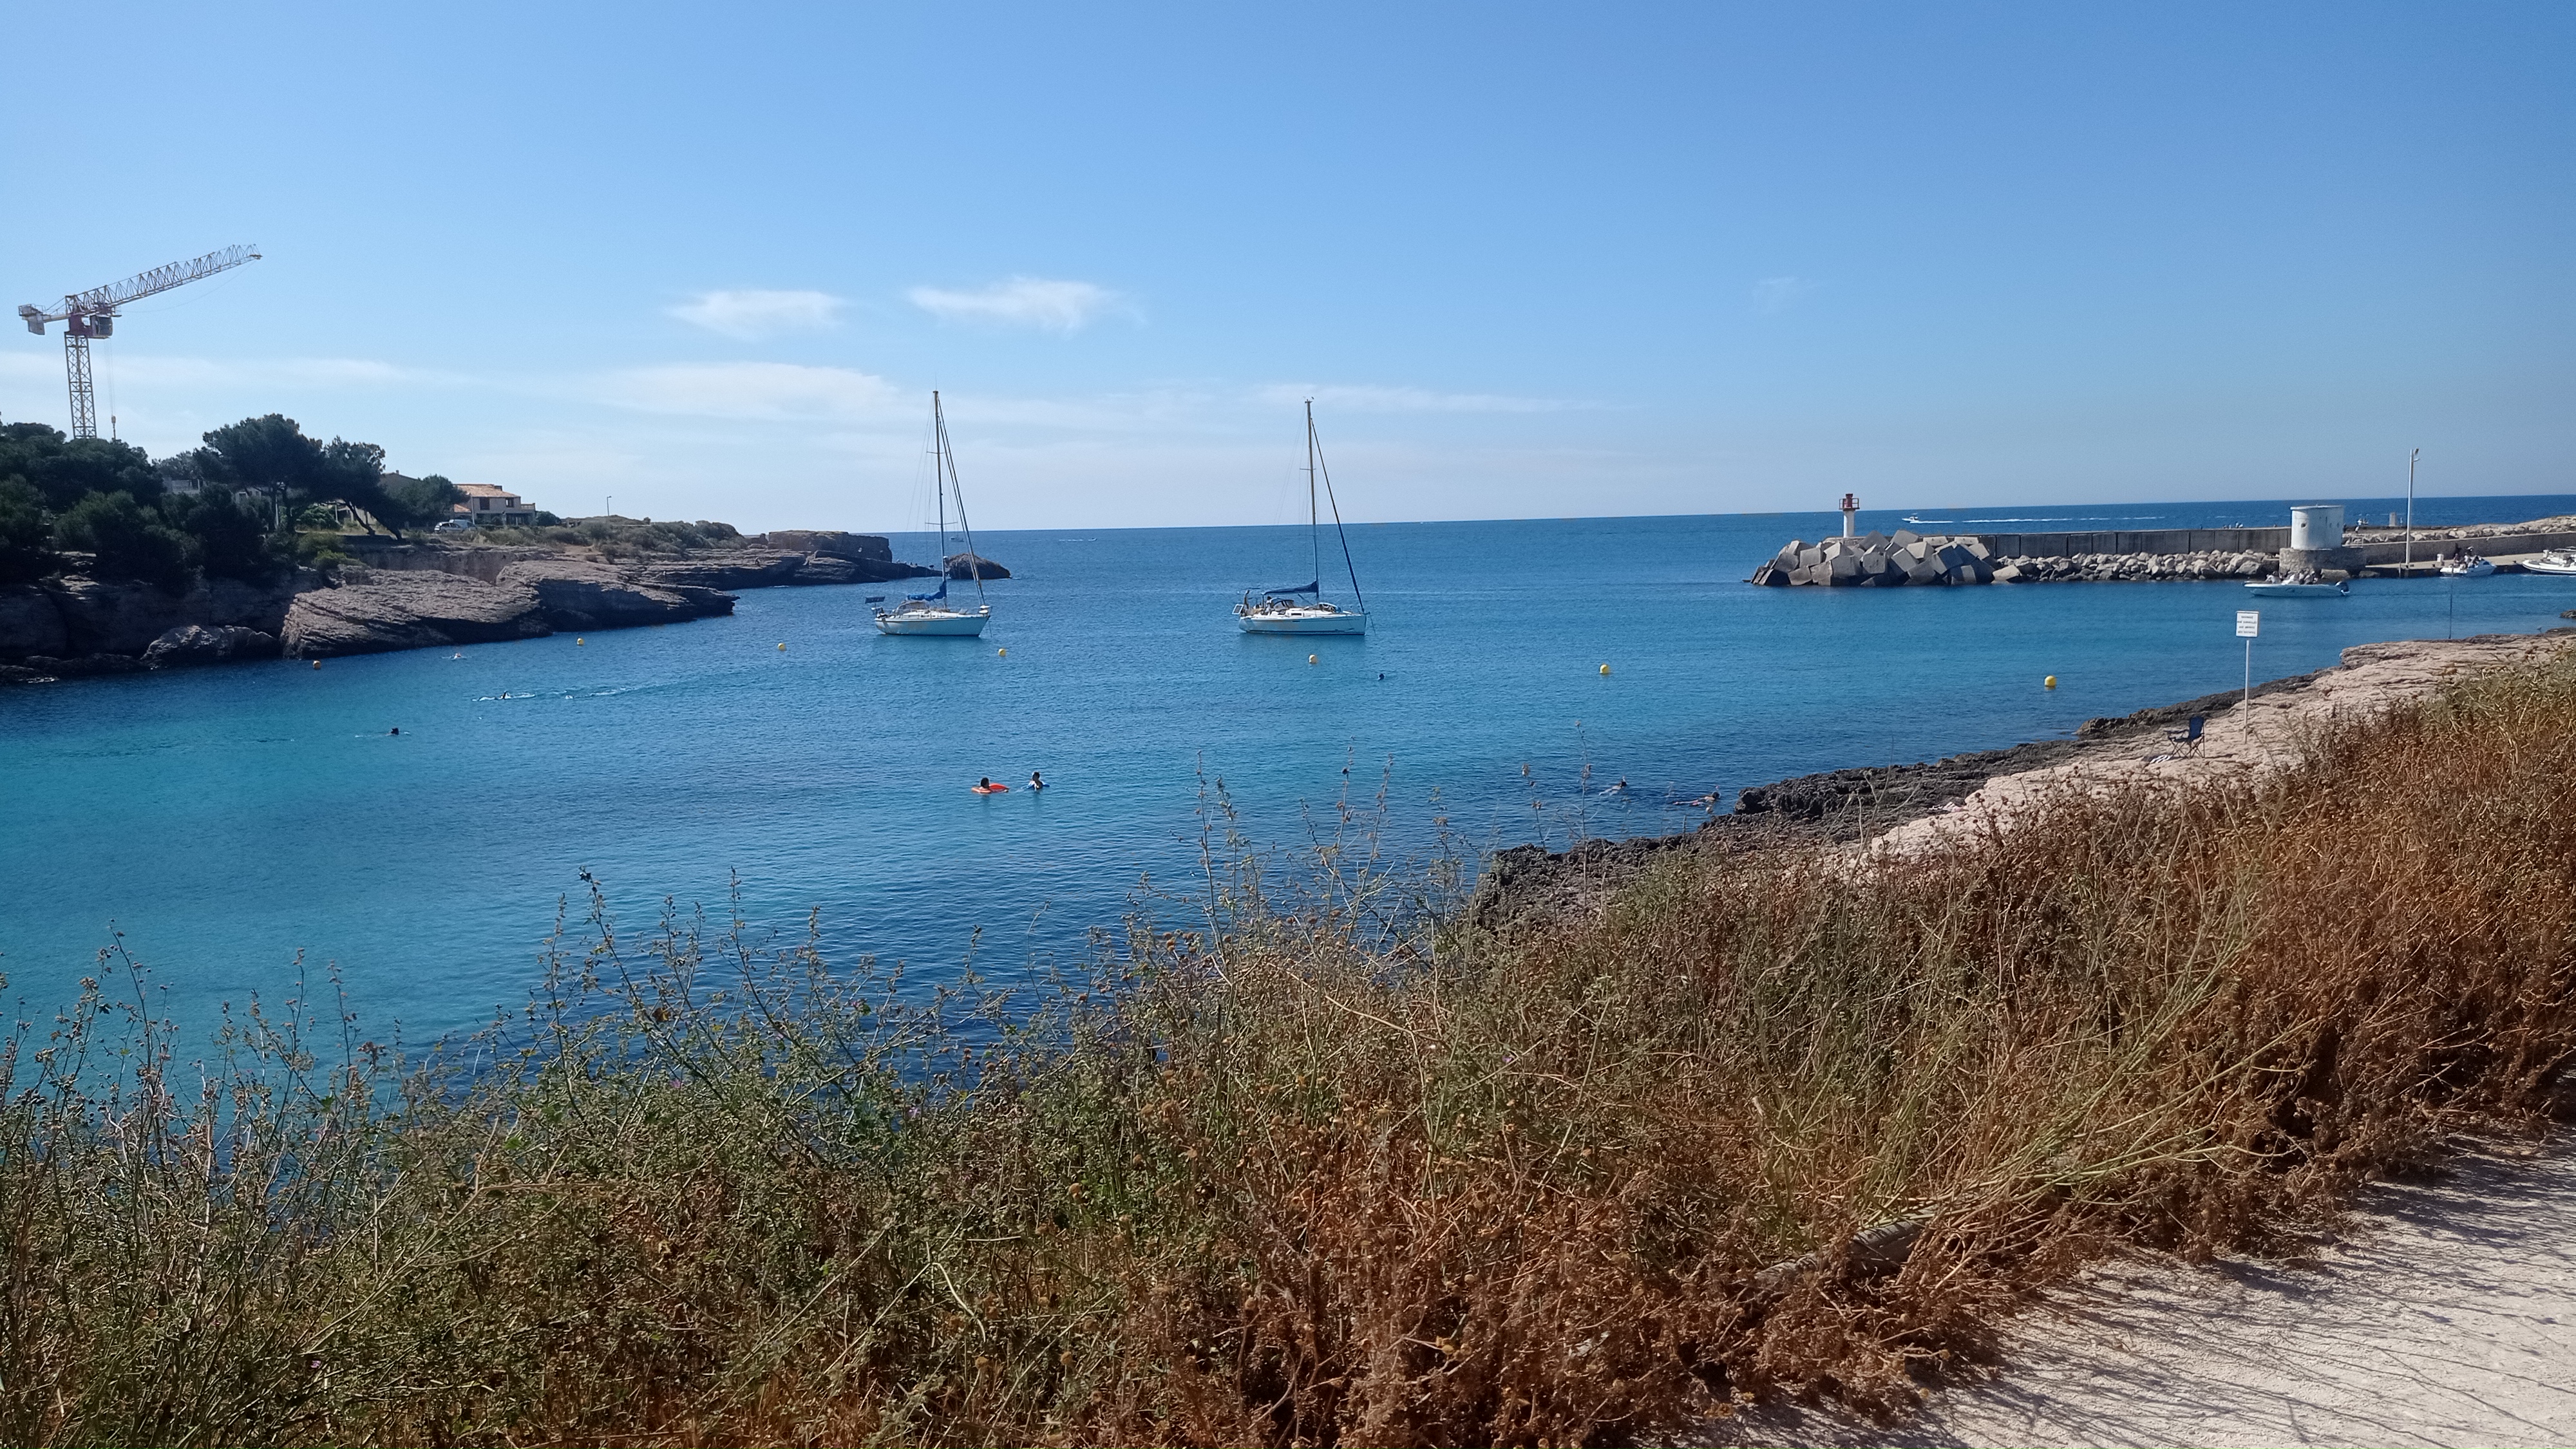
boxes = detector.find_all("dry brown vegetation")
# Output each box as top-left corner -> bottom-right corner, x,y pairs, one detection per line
5,653 -> 2574,1447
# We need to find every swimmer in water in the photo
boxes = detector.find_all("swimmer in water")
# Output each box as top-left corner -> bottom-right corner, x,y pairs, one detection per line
390,726 -> 401,736
1028,770 -> 1045,790
1610,777 -> 1627,793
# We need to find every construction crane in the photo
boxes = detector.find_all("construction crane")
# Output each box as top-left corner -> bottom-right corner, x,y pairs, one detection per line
17,244 -> 261,440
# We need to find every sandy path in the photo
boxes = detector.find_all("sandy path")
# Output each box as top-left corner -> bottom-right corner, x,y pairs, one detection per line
1694,1142 -> 2576,1448
1692,631 -> 2576,1447
1871,632 -> 2571,859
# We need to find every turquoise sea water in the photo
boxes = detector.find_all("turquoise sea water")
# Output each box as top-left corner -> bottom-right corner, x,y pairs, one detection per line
5,495 -> 2573,1047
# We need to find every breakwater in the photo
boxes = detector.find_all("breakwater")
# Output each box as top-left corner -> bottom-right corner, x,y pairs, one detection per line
1753,518 -> 2576,587
1748,529 -> 2280,587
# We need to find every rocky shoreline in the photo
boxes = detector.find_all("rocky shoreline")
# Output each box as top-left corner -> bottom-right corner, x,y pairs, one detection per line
0,529 -> 951,683
1473,630 -> 2576,927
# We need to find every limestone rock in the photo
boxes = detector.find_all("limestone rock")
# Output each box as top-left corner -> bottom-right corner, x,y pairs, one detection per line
762,530 -> 894,563
790,554 -> 862,585
39,576 -> 191,656
636,553 -> 805,590
283,572 -> 551,658
0,586 -> 69,659
19,653 -> 145,676
496,559 -> 734,630
945,553 -> 1010,580
142,624 -> 282,668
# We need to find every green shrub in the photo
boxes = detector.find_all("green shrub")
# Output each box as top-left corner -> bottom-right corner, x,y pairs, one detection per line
0,479 -> 57,585
53,491 -> 190,592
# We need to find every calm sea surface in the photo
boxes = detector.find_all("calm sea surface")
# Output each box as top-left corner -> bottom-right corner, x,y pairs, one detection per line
6,495 -> 2572,1046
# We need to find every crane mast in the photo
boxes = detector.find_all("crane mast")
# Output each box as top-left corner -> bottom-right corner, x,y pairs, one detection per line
17,244 -> 261,439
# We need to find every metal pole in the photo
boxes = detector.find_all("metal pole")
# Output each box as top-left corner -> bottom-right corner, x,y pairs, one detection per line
2244,636 -> 2252,715
2404,448 -> 2418,576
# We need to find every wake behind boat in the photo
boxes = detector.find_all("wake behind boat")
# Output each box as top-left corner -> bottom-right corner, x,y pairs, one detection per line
1238,401 -> 1368,636
875,391 -> 992,638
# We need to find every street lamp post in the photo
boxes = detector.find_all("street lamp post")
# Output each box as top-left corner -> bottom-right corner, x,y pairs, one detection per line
2404,448 -> 2418,576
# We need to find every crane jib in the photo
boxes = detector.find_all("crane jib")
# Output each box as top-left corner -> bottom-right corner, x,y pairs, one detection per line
16,243 -> 261,439
20,244 -> 261,328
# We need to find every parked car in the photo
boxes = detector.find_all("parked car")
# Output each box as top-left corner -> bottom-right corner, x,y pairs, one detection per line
431,518 -> 475,534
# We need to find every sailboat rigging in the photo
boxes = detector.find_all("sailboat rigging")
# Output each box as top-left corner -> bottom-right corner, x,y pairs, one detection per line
874,391 -> 994,637
1236,401 -> 1367,635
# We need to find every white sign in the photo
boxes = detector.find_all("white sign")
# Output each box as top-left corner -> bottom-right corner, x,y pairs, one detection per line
2236,610 -> 2261,638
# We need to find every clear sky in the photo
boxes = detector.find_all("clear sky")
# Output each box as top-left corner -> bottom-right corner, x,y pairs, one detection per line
4,3 -> 2570,531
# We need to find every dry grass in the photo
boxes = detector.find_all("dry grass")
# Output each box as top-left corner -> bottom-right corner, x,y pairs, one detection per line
5,654 -> 2574,1446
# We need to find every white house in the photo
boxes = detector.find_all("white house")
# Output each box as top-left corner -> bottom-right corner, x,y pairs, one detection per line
455,483 -> 538,527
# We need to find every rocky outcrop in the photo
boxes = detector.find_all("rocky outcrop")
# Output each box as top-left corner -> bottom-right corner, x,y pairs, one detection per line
1,573 -> 308,663
762,530 -> 894,563
944,553 -> 1010,580
281,560 -> 735,658
636,552 -> 806,590
142,624 -> 282,668
283,572 -> 554,657
1752,531 -> 2280,587
496,559 -> 734,631
0,586 -> 70,658
6,526 -> 923,682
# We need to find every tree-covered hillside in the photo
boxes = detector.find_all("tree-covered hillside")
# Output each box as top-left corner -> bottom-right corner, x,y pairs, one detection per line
0,415 -> 468,589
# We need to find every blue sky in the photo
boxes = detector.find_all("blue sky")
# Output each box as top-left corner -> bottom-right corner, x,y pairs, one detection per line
4,3 -> 2570,531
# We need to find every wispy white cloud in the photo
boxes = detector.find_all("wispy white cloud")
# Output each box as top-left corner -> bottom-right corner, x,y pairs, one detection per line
1752,275 -> 1814,314
906,277 -> 1124,332
668,289 -> 845,340
594,361 -> 899,421
1256,383 -> 1581,415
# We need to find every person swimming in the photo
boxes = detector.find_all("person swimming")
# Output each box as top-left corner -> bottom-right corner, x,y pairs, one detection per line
974,776 -> 1009,793
1028,771 -> 1045,790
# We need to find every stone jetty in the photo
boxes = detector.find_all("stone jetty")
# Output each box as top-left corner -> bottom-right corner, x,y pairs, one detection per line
1748,531 -> 2281,587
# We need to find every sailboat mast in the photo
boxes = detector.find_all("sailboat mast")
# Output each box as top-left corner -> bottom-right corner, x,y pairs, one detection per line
933,391 -> 949,562
1307,399 -> 1321,595
1309,404 -> 1367,614
936,390 -> 986,601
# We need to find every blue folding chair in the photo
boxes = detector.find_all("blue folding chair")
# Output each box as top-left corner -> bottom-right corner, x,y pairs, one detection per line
2163,714 -> 2205,752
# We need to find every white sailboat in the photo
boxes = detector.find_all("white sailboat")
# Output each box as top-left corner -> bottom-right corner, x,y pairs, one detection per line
874,391 -> 992,638
1236,401 -> 1367,636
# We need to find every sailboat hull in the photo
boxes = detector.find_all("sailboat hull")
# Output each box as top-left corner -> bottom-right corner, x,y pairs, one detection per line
874,607 -> 992,636
1237,609 -> 1367,636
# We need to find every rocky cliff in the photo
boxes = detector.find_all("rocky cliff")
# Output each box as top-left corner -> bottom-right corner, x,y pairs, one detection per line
1,530 -> 940,680
0,571 -> 314,677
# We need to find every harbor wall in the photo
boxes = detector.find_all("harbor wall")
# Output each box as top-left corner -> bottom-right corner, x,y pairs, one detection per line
1963,527 -> 2290,558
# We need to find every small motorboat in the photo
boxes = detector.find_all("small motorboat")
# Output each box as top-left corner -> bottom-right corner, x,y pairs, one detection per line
2525,547 -> 2576,576
2438,549 -> 2496,578
2245,571 -> 2349,598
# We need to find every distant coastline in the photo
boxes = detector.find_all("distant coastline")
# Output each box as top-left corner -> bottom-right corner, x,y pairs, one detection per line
0,524 -> 952,683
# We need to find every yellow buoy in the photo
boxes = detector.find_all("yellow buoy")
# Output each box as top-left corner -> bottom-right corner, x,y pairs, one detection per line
997,647 -> 1007,657
777,643 -> 786,651
1308,653 -> 1318,665
1600,663 -> 1611,676
576,637 -> 585,645
310,659 -> 321,670
2044,674 -> 2058,690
